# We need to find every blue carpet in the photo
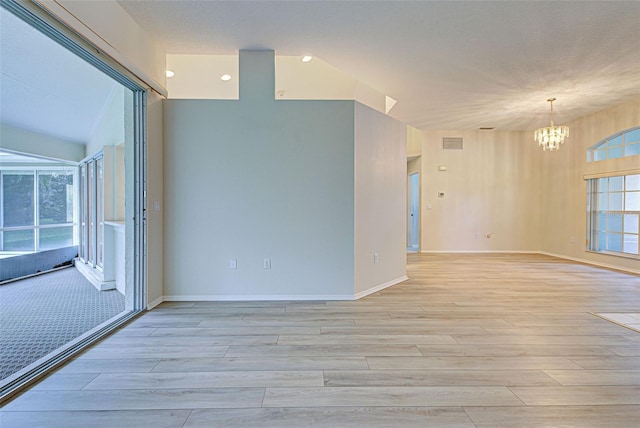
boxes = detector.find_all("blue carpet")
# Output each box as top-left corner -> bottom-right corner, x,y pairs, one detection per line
0,267 -> 125,380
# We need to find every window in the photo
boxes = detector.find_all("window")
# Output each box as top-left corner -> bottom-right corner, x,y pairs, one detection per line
587,174 -> 640,257
0,168 -> 76,253
587,127 -> 640,162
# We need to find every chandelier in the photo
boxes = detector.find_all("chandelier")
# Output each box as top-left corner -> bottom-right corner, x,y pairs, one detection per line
534,98 -> 569,151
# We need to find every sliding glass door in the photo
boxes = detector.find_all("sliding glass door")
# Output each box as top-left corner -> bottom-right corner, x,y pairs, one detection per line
0,0 -> 147,402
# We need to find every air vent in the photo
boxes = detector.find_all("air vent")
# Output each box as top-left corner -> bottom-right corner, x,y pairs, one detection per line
442,137 -> 463,150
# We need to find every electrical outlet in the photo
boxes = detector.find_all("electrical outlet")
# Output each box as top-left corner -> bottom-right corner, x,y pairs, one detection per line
570,236 -> 576,243
229,259 -> 237,270
263,258 -> 271,269
373,253 -> 379,264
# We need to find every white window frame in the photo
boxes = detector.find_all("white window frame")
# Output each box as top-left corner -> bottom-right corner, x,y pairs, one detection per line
587,126 -> 640,162
587,174 -> 640,259
0,166 -> 78,253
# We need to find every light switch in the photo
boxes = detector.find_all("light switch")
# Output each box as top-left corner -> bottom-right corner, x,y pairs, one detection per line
153,201 -> 161,212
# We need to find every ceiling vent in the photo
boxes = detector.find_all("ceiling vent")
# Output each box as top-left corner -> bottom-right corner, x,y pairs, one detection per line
442,137 -> 463,150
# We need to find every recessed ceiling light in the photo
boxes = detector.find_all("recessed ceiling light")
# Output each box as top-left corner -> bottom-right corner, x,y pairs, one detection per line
301,55 -> 313,63
220,74 -> 232,81
166,70 -> 175,78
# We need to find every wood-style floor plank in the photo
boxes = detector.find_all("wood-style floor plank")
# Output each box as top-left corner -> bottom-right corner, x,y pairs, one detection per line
543,369 -> 640,385
465,405 -> 640,428
0,410 -> 191,428
323,369 -> 558,387
184,407 -> 475,428
509,385 -> 640,405
367,356 -> 583,370
83,371 -> 324,389
262,386 -> 523,407
2,388 -> 265,411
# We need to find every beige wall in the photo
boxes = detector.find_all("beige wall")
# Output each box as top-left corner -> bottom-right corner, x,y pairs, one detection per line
0,123 -> 85,162
540,97 -> 640,272
166,54 -> 239,100
420,130 -> 542,252
407,125 -> 423,159
416,98 -> 639,273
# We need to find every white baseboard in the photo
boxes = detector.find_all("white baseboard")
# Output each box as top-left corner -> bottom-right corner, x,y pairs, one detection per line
354,276 -> 409,300
147,295 -> 164,310
419,249 -> 639,275
538,251 -> 640,275
163,294 -> 357,302
419,250 -> 537,254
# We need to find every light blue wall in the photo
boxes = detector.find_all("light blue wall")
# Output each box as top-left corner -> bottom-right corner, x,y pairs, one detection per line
163,51 -> 356,298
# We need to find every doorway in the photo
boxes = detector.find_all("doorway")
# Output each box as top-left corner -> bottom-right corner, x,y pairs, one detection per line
0,1 -> 147,402
407,172 -> 420,252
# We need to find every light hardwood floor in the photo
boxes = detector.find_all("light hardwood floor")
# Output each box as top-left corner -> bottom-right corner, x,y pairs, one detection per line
1,253 -> 639,427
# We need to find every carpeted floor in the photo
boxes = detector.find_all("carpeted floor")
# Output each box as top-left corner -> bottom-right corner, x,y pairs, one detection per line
0,267 -> 125,380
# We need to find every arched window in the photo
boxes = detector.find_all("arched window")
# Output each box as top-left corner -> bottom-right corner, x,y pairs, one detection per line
587,127 -> 640,162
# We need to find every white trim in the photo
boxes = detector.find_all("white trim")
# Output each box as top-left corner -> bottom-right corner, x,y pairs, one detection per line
420,250 -> 537,254
146,295 -> 164,310
163,294 -> 358,302
583,168 -> 640,180
354,276 -> 409,300
419,249 -> 638,275
539,251 -> 640,275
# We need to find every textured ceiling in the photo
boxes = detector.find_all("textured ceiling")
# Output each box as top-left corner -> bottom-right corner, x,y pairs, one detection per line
118,0 -> 640,131
0,7 -> 118,144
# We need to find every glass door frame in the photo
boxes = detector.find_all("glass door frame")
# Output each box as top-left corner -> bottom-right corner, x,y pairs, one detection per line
0,0 -> 148,402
